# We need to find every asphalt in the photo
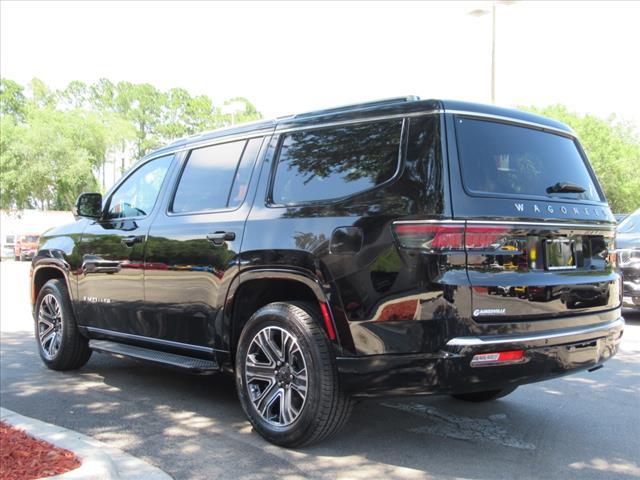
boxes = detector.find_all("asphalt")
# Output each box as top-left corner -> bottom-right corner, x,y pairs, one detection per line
1,261 -> 639,480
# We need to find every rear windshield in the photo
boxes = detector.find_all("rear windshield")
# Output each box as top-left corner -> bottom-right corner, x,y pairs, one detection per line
455,117 -> 603,202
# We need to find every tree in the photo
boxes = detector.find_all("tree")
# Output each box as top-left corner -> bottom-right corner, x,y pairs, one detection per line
218,96 -> 262,126
1,105 -> 135,209
0,78 -> 26,120
28,78 -> 56,109
158,88 -> 217,140
523,105 -> 640,213
1,77 -> 262,210
59,80 -> 90,109
89,78 -> 117,112
114,82 -> 165,158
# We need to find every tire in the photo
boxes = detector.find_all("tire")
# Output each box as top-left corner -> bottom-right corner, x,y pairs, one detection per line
452,386 -> 517,402
235,302 -> 353,447
34,279 -> 92,371
15,255 -> 20,261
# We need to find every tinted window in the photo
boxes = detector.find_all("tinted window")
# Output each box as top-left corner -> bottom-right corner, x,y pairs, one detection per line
228,137 -> 263,209
272,120 -> 403,204
172,140 -> 248,213
107,155 -> 173,219
456,118 -> 603,202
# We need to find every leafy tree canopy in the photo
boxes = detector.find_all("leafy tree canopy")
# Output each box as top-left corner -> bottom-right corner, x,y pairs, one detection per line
523,105 -> 640,213
0,77 -> 262,210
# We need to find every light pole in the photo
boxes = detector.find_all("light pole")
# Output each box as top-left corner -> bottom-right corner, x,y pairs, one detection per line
469,1 -> 515,104
221,101 -> 247,126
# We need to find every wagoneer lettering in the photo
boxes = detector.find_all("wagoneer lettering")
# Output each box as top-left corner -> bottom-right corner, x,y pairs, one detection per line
30,96 -> 623,447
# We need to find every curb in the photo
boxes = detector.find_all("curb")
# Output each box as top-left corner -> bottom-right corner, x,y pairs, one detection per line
0,407 -> 172,480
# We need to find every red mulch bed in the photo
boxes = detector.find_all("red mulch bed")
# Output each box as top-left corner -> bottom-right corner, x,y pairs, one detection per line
0,421 -> 81,480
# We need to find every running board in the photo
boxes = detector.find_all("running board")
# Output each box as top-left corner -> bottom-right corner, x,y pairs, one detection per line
89,340 -> 219,373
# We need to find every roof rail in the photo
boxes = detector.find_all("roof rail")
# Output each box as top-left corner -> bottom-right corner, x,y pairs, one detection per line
292,95 -> 420,119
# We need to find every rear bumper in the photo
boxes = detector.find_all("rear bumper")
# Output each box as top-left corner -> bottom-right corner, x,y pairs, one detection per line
337,317 -> 624,397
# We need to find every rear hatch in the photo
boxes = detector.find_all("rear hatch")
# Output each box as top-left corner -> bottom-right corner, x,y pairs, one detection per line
448,113 -> 620,323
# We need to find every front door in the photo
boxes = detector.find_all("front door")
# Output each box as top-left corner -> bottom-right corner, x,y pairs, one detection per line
143,136 -> 265,352
76,154 -> 175,336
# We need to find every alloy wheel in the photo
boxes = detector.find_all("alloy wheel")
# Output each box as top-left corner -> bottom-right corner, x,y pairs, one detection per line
244,326 -> 308,427
38,293 -> 63,360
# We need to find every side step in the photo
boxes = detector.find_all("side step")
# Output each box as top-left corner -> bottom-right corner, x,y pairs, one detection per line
89,340 -> 219,373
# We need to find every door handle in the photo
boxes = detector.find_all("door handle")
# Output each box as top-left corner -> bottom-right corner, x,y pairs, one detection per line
206,231 -> 235,245
121,235 -> 143,247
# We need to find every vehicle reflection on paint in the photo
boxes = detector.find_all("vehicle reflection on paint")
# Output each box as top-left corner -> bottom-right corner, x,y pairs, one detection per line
81,254 -> 121,274
560,283 -> 610,309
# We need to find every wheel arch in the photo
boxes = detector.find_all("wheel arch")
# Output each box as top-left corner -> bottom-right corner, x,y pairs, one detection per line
31,261 -> 73,309
225,269 -> 342,362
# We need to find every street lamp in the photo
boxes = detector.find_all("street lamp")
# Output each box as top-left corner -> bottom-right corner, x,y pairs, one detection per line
469,1 -> 516,104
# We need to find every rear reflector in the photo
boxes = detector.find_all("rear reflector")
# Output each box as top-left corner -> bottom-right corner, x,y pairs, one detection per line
471,350 -> 525,367
319,302 -> 337,340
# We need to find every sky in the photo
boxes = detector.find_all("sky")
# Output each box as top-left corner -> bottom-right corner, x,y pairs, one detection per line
1,1 -> 639,126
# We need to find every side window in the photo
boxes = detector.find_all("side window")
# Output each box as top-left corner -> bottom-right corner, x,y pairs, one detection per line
172,138 -> 261,213
107,155 -> 173,219
228,137 -> 263,209
271,119 -> 403,205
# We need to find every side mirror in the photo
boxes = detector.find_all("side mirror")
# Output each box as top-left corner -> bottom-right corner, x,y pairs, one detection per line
74,192 -> 103,219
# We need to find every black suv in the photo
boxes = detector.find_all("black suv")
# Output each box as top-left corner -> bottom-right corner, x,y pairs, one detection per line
31,97 -> 624,447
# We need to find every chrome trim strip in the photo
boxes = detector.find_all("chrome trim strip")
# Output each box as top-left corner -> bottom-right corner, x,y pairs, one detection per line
446,109 -> 576,137
393,219 -> 464,225
465,220 -> 615,230
446,317 -> 624,347
178,129 -> 274,153
138,130 -> 274,161
274,110 -> 441,134
393,219 -> 614,230
85,327 -> 216,354
141,111 -> 442,160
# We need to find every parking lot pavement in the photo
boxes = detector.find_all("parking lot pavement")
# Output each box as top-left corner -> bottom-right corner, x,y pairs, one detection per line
1,261 -> 639,480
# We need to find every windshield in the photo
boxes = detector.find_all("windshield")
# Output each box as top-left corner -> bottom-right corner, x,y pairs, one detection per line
455,117 -> 603,202
21,235 -> 39,243
618,209 -> 640,234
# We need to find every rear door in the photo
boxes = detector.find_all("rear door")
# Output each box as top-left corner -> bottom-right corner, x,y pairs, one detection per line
143,136 -> 266,352
447,114 -> 620,324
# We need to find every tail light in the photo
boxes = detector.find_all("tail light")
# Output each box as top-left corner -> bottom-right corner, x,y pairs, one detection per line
393,223 -> 464,251
392,222 -> 510,252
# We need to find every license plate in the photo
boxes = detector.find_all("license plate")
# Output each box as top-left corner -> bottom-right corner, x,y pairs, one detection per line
545,238 -> 576,270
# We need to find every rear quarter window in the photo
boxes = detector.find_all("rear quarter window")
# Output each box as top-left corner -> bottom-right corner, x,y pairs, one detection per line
455,117 -> 603,202
271,119 -> 403,205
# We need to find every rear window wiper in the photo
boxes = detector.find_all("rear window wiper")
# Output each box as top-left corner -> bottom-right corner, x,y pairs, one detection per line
546,181 -> 585,194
